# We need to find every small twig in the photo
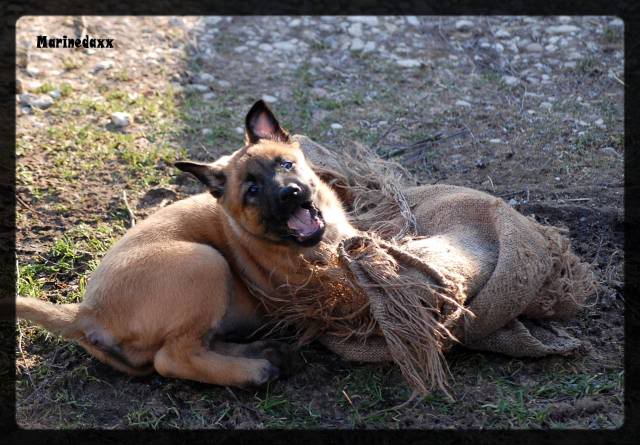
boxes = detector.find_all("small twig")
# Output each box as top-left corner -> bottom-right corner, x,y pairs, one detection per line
486,176 -> 495,192
121,190 -> 136,228
17,196 -> 47,217
199,142 -> 215,158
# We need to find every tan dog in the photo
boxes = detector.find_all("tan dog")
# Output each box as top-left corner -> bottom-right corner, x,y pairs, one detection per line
14,100 -> 356,387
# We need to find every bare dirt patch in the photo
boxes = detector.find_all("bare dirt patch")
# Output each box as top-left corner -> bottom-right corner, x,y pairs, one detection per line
12,15 -> 623,429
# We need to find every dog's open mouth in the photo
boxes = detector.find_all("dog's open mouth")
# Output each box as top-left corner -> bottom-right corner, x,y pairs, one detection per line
286,202 -> 325,244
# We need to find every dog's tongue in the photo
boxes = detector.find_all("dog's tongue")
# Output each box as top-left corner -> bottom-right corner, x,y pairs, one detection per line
287,207 -> 320,237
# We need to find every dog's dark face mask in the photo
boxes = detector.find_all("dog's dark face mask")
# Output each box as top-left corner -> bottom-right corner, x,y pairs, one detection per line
175,100 -> 326,247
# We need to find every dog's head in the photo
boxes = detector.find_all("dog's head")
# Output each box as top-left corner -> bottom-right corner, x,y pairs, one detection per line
176,100 -> 336,248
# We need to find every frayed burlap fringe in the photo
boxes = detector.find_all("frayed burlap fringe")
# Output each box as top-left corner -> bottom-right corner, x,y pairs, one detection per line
249,232 -> 471,396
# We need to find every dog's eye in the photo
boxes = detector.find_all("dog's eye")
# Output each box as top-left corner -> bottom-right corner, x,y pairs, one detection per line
281,160 -> 294,170
247,183 -> 259,196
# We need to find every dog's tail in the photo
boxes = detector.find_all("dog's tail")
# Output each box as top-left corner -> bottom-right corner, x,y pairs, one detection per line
9,296 -> 83,340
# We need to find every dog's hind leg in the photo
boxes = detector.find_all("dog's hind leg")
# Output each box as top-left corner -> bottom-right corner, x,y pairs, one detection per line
153,335 -> 279,388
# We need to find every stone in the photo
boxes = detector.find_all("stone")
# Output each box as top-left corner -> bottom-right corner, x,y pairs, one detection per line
330,123 -> 343,130
546,25 -> 580,34
202,128 -> 213,136
312,87 -> 328,97
489,138 -> 502,144
525,42 -> 543,52
217,80 -> 231,88
608,18 -> 624,28
258,43 -> 273,52
31,95 -> 55,109
601,146 -> 620,157
274,41 -> 296,52
234,45 -> 248,53
185,84 -> 209,93
348,23 -> 363,37
363,41 -> 376,52
502,75 -> 519,86
540,102 -> 553,110
455,99 -> 472,108
93,60 -> 114,73
111,112 -> 131,128
49,89 -> 61,99
203,92 -> 216,101
455,19 -> 474,32
290,18 -> 301,27
406,16 -> 420,26
495,29 -> 511,38
396,59 -> 421,68
350,38 -> 365,51
348,16 -> 378,26
545,44 -> 558,53
235,127 -> 244,134
262,94 -> 278,103
192,72 -> 215,84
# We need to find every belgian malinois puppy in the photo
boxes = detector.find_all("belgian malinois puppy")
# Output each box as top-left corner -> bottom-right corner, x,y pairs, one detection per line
14,100 -> 356,387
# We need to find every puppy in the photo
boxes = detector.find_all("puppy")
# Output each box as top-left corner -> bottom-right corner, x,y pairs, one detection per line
14,100 -> 356,387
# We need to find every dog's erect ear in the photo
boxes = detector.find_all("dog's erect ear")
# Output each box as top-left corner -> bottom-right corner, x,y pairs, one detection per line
245,99 -> 290,144
174,161 -> 226,198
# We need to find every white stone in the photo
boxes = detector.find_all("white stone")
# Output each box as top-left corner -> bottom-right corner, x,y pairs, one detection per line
526,43 -> 543,52
455,100 -> 472,108
601,146 -> 620,157
502,75 -> 519,86
396,59 -> 421,68
93,60 -> 114,73
203,92 -> 216,101
540,102 -> 552,110
348,16 -> 378,26
363,41 -> 376,52
258,43 -> 273,52
350,38 -> 365,51
202,128 -> 213,136
185,84 -> 209,93
235,127 -> 244,134
495,29 -> 511,38
274,41 -> 296,52
26,66 -> 40,77
290,18 -> 301,27
234,45 -> 248,53
494,42 -> 504,53
218,80 -> 231,88
262,94 -> 278,103
330,123 -> 343,130
49,89 -> 61,99
348,23 -> 363,37
30,95 -> 55,109
545,25 -> 580,34
545,44 -> 557,53
608,18 -> 624,28
193,72 -> 215,84
455,19 -> 474,31
111,112 -> 131,128
406,16 -> 420,26
489,138 -> 502,144
595,118 -> 605,128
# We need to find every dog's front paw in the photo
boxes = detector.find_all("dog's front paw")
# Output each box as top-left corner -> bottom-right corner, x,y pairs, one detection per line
261,342 -> 303,378
246,358 -> 280,388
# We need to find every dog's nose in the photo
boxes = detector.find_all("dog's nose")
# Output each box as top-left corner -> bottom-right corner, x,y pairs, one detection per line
279,184 -> 302,202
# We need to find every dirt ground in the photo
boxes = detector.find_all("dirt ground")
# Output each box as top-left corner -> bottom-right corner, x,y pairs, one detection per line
12,16 -> 623,429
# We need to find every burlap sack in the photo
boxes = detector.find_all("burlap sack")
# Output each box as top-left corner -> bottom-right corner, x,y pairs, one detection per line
253,135 -> 596,395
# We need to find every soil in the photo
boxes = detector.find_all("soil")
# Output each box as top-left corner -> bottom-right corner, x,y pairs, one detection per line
12,15 -> 623,429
